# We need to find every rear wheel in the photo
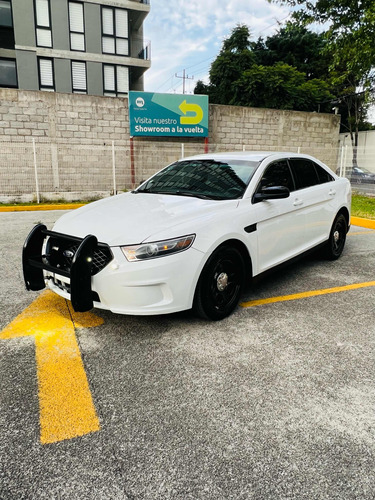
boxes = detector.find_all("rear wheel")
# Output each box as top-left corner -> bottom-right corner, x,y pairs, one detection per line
193,246 -> 245,320
324,213 -> 347,260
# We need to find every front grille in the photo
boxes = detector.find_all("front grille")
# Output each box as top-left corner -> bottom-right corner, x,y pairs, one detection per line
45,235 -> 113,276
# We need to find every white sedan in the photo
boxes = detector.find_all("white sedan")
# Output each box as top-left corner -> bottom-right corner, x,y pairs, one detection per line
23,152 -> 351,320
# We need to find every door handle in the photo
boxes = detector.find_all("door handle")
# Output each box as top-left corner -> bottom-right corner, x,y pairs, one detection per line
293,198 -> 303,206
329,189 -> 336,196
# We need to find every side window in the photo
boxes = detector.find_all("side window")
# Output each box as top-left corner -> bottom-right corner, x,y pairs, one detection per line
313,161 -> 334,184
257,160 -> 295,192
288,158 -> 319,189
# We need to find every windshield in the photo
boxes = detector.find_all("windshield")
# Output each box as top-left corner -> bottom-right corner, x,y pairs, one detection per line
135,159 -> 260,200
355,167 -> 372,174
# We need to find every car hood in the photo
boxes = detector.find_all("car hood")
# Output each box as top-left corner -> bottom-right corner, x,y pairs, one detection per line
53,192 -> 237,246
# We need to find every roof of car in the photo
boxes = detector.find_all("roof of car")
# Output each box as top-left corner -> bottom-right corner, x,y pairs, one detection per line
182,151 -> 305,162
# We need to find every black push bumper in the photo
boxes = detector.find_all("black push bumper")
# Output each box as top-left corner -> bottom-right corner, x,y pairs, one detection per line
22,224 -> 98,312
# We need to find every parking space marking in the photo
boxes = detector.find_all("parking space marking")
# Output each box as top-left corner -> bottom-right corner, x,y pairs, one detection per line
241,281 -> 375,308
0,290 -> 103,445
348,230 -> 375,235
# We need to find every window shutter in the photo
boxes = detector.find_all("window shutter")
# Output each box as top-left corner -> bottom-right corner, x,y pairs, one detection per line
36,28 -> 52,47
35,0 -> 50,27
72,61 -> 86,91
104,65 -> 115,92
102,8 -> 113,35
117,66 -> 129,94
39,59 -> 53,87
116,38 -> 128,56
70,32 -> 84,51
69,2 -> 84,32
102,36 -> 115,54
115,9 -> 128,38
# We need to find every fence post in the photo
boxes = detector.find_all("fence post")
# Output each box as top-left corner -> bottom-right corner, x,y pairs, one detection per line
343,145 -> 348,177
339,145 -> 344,177
181,143 -> 185,158
112,141 -> 116,195
130,137 -> 135,189
32,138 -> 40,204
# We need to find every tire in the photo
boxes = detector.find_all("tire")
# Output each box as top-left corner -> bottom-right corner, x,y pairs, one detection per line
193,245 -> 245,320
324,213 -> 347,260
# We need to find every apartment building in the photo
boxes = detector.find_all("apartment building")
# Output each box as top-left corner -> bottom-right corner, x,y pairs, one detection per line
0,0 -> 150,96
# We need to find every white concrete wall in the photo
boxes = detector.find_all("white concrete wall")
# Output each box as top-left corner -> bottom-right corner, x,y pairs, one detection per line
339,131 -> 375,173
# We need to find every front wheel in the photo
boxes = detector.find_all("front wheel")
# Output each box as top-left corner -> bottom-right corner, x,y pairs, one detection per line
324,213 -> 347,260
193,246 -> 245,320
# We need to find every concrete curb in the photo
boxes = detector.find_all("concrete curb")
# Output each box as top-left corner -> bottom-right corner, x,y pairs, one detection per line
351,216 -> 375,230
1,205 -> 375,230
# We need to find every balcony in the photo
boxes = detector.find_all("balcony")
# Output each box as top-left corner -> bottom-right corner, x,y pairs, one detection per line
127,0 -> 150,30
131,38 -> 151,60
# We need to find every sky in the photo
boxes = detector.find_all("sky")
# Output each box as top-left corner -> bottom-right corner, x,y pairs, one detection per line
143,0 -> 292,94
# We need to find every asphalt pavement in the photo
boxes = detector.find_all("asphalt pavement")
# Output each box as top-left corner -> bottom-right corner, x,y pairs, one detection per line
1,210 -> 375,499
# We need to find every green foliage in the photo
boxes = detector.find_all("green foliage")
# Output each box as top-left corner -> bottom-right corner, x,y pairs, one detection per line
267,0 -> 375,143
252,22 -> 331,80
268,0 -> 375,77
208,25 -> 256,104
233,63 -> 332,111
197,6 -> 374,138
195,23 -> 334,112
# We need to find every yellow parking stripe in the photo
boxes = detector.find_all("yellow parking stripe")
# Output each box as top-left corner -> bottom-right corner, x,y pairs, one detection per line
240,281 -> 375,308
0,290 -> 103,444
0,204 -> 85,212
348,230 -> 375,235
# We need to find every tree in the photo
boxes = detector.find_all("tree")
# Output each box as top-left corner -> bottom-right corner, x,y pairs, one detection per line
252,22 -> 331,81
268,0 -> 375,168
206,25 -> 256,104
233,62 -> 332,111
195,23 -> 334,112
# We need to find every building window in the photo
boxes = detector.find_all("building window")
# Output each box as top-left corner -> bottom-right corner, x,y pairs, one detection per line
0,57 -> 17,88
69,2 -> 85,51
101,7 -> 128,56
71,60 -> 87,93
35,0 -> 52,47
38,57 -> 54,91
103,64 -> 129,97
0,0 -> 15,49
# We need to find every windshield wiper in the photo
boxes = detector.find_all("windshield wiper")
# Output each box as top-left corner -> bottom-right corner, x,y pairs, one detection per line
133,189 -> 221,200
174,190 -> 216,200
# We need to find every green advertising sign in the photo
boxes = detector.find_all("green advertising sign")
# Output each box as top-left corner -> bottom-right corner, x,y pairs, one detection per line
129,92 -> 209,137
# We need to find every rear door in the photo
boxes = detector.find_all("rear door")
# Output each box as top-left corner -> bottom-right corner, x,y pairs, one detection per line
288,158 -> 336,248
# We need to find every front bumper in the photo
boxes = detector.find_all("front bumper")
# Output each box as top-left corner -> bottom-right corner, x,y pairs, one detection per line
23,224 -> 204,315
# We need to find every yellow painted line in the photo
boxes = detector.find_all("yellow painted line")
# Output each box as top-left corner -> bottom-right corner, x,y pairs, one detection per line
241,281 -> 375,308
349,230 -> 375,235
351,216 -> 375,230
0,290 -> 103,444
0,204 -> 85,212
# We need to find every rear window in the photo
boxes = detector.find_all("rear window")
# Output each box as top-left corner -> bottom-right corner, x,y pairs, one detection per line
288,158 -> 319,189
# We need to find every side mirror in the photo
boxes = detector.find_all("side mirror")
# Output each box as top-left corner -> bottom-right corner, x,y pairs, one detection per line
253,186 -> 290,203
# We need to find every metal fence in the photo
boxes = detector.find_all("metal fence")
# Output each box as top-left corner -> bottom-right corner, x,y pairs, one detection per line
0,139 -> 374,203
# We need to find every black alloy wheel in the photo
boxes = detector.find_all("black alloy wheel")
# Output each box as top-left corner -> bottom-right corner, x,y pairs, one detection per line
324,213 -> 347,260
194,246 -> 245,320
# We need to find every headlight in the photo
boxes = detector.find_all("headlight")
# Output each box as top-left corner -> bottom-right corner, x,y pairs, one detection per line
121,234 -> 195,262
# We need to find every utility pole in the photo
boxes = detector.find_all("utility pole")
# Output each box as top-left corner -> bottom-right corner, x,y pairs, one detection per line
175,69 -> 194,94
